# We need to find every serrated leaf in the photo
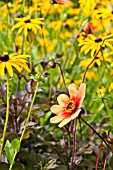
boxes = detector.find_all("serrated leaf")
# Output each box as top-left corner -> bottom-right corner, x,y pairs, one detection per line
4,140 -> 14,164
11,139 -> 20,153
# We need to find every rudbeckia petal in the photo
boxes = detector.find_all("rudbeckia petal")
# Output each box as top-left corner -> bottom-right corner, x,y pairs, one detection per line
51,105 -> 64,115
58,116 -> 71,128
31,25 -> 37,34
6,63 -> 13,77
68,83 -> 77,97
0,62 -> 5,77
57,94 -> 69,107
11,22 -> 24,31
24,25 -> 28,37
9,62 -> 21,72
18,25 -> 24,34
17,62 -> 31,73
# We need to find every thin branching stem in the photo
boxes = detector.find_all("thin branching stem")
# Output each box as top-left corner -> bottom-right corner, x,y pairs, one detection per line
80,117 -> 112,152
82,39 -> 106,83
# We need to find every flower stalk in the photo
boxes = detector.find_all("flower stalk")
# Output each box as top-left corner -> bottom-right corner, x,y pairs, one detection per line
70,119 -> 76,170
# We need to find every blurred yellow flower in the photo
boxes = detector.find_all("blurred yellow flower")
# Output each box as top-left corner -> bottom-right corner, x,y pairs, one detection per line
49,21 -> 62,31
39,38 -> 55,52
63,18 -> 76,27
79,0 -> 96,17
0,22 -> 5,30
0,52 -> 30,77
85,71 -> 96,80
97,86 -> 106,98
109,82 -> 113,92
39,27 -> 49,36
11,15 -> 44,37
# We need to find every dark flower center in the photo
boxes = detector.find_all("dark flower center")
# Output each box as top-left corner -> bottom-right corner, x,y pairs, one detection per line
66,100 -> 76,114
0,54 -> 9,62
24,19 -> 30,23
95,38 -> 102,43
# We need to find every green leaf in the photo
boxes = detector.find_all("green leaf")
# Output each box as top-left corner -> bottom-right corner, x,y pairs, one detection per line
4,140 -> 14,164
11,139 -> 20,153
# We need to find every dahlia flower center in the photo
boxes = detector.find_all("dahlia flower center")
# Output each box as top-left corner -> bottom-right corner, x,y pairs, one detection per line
24,19 -> 30,23
66,100 -> 76,113
95,38 -> 102,43
0,54 -> 9,62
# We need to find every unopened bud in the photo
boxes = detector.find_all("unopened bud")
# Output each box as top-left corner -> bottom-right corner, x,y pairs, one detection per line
48,61 -> 56,68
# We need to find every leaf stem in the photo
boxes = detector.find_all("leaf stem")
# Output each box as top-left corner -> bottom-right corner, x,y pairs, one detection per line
9,81 -> 39,170
0,76 -> 10,155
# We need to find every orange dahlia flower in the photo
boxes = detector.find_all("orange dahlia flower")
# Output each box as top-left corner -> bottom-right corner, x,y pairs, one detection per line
50,83 -> 86,128
50,0 -> 70,5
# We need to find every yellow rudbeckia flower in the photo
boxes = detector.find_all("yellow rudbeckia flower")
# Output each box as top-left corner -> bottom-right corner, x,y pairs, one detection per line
0,52 -> 31,77
11,15 -> 44,37
78,34 -> 113,57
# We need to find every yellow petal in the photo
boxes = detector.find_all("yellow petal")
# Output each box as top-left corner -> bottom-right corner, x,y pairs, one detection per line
11,22 -> 24,31
6,62 -> 13,77
31,25 -> 37,34
18,25 -> 24,34
17,62 -> 31,73
9,62 -> 21,72
0,62 -> 6,77
24,25 -> 28,37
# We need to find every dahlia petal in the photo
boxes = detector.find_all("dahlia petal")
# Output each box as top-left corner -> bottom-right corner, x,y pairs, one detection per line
51,105 -> 64,115
77,83 -> 86,106
71,109 -> 81,120
68,83 -> 77,97
50,114 -> 64,123
57,94 -> 69,107
58,116 -> 71,128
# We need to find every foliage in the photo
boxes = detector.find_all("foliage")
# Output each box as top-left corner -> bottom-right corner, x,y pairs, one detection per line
0,0 -> 113,170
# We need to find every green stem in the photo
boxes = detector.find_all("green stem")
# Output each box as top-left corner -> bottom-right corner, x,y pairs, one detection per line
9,81 -> 39,170
0,76 -> 10,155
